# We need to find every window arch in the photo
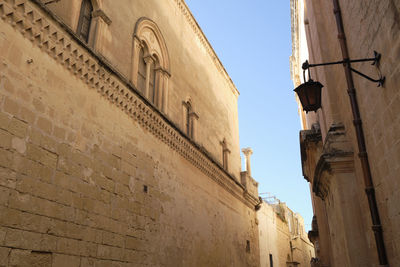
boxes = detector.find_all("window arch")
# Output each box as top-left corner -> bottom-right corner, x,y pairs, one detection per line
131,18 -> 170,113
182,99 -> 198,140
77,0 -> 93,43
220,138 -> 230,171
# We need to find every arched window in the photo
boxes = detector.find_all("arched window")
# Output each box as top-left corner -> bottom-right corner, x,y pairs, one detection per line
77,0 -> 93,43
182,100 -> 198,140
221,138 -> 230,171
132,18 -> 170,113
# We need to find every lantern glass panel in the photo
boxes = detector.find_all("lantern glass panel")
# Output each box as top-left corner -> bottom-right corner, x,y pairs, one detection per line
294,80 -> 323,112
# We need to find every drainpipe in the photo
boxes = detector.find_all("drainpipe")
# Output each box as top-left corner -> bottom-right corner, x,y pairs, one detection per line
331,0 -> 389,265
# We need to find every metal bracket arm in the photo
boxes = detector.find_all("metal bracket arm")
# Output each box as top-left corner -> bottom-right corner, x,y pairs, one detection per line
302,51 -> 384,87
350,67 -> 385,87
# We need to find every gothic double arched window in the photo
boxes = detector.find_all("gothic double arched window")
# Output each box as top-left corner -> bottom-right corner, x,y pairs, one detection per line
131,18 -> 170,113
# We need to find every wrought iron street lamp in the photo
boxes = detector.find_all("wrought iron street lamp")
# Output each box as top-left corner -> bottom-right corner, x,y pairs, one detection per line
294,51 -> 385,113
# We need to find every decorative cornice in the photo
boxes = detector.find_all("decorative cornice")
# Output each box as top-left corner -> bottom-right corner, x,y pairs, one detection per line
173,0 -> 239,97
0,0 -> 255,209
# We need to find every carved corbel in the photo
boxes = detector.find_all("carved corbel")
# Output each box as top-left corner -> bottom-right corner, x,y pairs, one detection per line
312,124 -> 355,199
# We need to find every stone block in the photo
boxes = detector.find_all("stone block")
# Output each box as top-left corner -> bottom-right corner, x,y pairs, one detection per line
125,236 -> 143,251
53,171 -> 77,192
3,97 -> 20,115
39,135 -> 58,154
39,234 -> 58,252
0,227 -> 6,244
8,117 -> 28,138
32,98 -> 45,114
80,257 -> 96,267
56,237 -> 80,255
121,160 -> 136,176
3,77 -> 14,94
8,249 -> 30,267
28,127 -> 43,146
26,143 -> 58,168
0,246 -> 11,266
0,165 -> 16,189
0,129 -> 12,149
124,249 -> 147,263
52,253 -> 80,267
79,241 -> 97,257
115,182 -> 130,197
38,165 -> 53,183
11,137 -> 27,154
18,106 -> 36,124
0,113 -> 11,131
97,244 -> 124,261
36,117 -> 53,135
95,259 -> 127,267
102,231 -> 124,248
8,191 -> 75,222
99,189 -> 111,204
93,174 -> 114,192
0,148 -> 13,169
0,186 -> 9,206
54,125 -> 66,140
5,228 -> 41,250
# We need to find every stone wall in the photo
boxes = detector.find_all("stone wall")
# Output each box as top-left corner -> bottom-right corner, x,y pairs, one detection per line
291,0 -> 400,266
0,0 -> 260,266
257,201 -> 314,267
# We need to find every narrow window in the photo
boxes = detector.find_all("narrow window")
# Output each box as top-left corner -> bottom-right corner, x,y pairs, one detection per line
149,60 -> 156,104
77,0 -> 93,43
223,149 -> 228,170
246,240 -> 250,253
185,102 -> 192,138
221,139 -> 230,171
137,47 -> 147,93
269,254 -> 273,267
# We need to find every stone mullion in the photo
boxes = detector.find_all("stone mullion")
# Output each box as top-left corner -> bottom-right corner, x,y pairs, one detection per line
155,68 -> 163,108
162,73 -> 169,114
143,56 -> 154,100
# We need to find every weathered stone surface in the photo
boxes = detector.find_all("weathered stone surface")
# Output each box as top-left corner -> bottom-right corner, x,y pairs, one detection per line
291,0 -> 400,266
0,0 -> 260,266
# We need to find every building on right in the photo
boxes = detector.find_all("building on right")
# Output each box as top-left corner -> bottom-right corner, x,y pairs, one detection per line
290,0 -> 400,266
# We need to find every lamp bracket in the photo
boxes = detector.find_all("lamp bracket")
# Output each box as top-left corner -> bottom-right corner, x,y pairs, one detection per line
302,51 -> 384,87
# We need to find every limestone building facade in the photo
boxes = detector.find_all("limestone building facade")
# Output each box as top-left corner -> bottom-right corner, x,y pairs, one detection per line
291,0 -> 400,266
0,0 -> 261,266
257,196 -> 314,267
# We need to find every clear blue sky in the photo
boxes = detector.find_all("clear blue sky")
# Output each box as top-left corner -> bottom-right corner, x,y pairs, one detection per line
185,0 -> 313,229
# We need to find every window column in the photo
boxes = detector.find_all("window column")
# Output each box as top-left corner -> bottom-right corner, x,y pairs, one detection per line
143,56 -> 154,100
155,68 -> 164,108
161,70 -> 170,114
